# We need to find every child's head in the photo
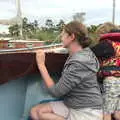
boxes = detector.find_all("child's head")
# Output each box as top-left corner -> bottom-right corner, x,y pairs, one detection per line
60,21 -> 90,48
96,22 -> 118,41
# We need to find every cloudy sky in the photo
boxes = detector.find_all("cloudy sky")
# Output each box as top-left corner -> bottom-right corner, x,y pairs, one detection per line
0,0 -> 120,33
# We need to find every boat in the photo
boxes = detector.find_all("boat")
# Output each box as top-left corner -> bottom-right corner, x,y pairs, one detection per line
0,42 -> 68,120
0,32 -> 120,120
0,0 -> 69,118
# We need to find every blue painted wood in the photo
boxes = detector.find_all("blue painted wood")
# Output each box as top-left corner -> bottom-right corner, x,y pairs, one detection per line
0,76 -> 28,120
0,73 -> 60,120
22,73 -> 60,119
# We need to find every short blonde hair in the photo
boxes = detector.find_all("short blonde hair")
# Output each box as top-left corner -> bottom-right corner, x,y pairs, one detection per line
96,22 -> 118,35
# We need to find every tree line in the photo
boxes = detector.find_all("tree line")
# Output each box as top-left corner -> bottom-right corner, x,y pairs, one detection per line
8,18 -> 65,44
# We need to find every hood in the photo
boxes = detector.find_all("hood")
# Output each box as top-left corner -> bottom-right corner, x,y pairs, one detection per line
69,47 -> 100,73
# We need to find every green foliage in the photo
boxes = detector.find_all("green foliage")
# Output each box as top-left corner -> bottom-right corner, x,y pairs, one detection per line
87,25 -> 98,33
88,32 -> 98,47
8,17 -> 62,44
87,25 -> 100,47
31,30 -> 60,44
56,19 -> 65,31
8,18 -> 104,46
9,24 -> 20,37
45,19 -> 54,29
8,17 -> 38,39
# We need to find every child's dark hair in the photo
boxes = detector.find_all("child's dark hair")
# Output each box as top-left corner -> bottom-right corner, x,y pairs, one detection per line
63,21 -> 91,48
109,29 -> 120,33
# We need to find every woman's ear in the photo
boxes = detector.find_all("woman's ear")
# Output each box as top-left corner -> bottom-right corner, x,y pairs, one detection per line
70,33 -> 75,41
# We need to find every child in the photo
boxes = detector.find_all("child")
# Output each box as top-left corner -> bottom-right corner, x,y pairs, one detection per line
92,24 -> 120,120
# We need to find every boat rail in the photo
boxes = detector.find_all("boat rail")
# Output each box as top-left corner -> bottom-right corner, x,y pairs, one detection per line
0,43 -> 63,54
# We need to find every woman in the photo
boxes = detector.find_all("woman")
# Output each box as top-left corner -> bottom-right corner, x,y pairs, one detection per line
30,21 -> 103,120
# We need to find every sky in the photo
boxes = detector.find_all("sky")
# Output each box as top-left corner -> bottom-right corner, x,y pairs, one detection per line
0,0 -> 120,33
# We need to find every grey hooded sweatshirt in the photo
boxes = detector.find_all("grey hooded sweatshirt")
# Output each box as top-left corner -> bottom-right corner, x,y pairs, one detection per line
49,47 -> 103,109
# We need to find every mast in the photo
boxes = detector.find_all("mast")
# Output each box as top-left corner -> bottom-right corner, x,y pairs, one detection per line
16,0 -> 23,38
112,0 -> 116,24
16,0 -> 22,17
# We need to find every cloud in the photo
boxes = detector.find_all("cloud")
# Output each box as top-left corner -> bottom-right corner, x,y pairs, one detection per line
0,0 -> 120,25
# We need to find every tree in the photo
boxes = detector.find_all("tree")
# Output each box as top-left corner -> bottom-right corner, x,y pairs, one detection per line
32,20 -> 39,33
56,19 -> 65,31
9,24 -> 20,37
8,17 -> 39,39
33,20 -> 38,28
45,19 -> 54,29
73,12 -> 86,23
87,25 -> 98,33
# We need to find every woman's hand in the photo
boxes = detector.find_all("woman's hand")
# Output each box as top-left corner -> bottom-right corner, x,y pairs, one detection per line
36,50 -> 45,67
35,50 -> 55,88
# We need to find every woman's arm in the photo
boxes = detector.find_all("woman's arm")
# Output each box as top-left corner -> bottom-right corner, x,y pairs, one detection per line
36,50 -> 55,88
36,50 -> 83,98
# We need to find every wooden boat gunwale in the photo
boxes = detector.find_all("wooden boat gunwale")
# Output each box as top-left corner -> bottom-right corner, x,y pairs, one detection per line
0,43 -> 68,84
0,43 -> 63,54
